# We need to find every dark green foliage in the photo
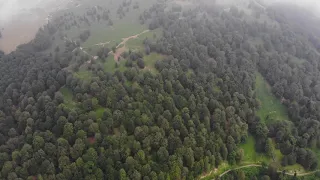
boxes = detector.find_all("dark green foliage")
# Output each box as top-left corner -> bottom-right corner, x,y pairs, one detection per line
79,30 -> 91,42
1,0 -> 320,179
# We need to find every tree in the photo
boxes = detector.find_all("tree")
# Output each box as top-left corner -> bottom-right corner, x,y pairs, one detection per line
137,58 -> 145,69
119,168 -> 128,180
83,148 -> 98,163
59,156 -> 70,170
265,138 -> 275,159
1,161 -> 13,177
33,135 -> 45,151
63,123 -> 74,139
71,139 -> 85,159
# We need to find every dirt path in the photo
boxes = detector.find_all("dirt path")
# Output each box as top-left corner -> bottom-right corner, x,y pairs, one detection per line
112,30 -> 150,61
219,164 -> 262,178
199,169 -> 218,179
253,0 -> 266,10
200,163 -> 319,180
67,29 -> 150,63
65,37 -> 97,64
281,170 -> 319,177
94,41 -> 111,47
116,30 -> 149,48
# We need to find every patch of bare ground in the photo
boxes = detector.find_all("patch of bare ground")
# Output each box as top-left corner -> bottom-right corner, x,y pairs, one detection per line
111,30 -> 150,61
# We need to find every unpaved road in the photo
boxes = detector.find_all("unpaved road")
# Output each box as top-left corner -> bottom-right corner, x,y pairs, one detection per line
200,163 -> 319,179
219,164 -> 262,178
112,30 -> 150,61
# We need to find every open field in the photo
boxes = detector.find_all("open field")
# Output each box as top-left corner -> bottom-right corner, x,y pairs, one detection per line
240,136 -> 270,163
143,52 -> 165,73
255,72 -> 289,124
74,69 -> 93,81
60,86 -> 78,108
126,28 -> 162,49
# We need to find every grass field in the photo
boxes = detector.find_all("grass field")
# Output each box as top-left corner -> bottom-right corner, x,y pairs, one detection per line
74,69 -> 93,81
255,72 -> 289,124
95,107 -> 106,119
103,56 -> 127,73
80,0 -> 157,49
83,23 -> 148,48
126,28 -> 162,50
60,87 -> 78,108
240,136 -> 270,164
143,52 -> 164,73
311,148 -> 320,166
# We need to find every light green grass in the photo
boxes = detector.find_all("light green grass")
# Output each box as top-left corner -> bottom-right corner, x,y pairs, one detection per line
57,0 -> 157,46
311,148 -> 320,166
60,87 -> 73,101
95,107 -> 105,119
201,162 -> 230,180
282,164 -> 306,174
289,55 -> 305,65
59,87 -> 78,108
240,136 -> 270,163
255,72 -> 289,124
83,23 -> 147,48
74,70 -> 93,80
103,56 -> 127,73
126,28 -> 162,50
143,52 -> 164,73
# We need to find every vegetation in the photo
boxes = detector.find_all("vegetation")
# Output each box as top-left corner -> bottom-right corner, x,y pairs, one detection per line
240,136 -> 270,163
2,0 -> 320,179
255,73 -> 289,124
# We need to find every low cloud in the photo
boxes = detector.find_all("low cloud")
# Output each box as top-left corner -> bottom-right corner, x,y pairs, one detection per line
264,0 -> 320,14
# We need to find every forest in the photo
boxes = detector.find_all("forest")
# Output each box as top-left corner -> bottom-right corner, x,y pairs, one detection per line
1,0 -> 320,180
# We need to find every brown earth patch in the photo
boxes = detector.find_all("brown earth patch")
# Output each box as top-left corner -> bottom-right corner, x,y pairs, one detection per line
112,30 -> 149,61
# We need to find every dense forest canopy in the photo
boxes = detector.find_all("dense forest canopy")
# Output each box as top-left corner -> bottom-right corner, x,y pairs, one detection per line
1,0 -> 320,180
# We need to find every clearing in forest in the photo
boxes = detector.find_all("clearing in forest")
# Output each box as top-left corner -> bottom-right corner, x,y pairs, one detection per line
240,136 -> 270,163
255,72 -> 289,124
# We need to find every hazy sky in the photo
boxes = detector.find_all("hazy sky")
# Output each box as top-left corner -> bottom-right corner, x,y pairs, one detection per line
1,0 -> 320,23
0,0 -> 42,23
267,0 -> 320,12
0,0 -> 65,23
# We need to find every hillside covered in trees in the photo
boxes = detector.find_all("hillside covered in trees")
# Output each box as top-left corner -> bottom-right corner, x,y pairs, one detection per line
1,0 -> 320,180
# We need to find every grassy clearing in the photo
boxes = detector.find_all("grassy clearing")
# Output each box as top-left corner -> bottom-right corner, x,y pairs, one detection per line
81,0 -> 157,48
103,56 -> 127,73
240,136 -> 270,164
311,148 -> 320,166
282,164 -> 306,174
126,28 -> 162,50
289,55 -> 305,65
74,69 -> 93,81
201,162 -> 229,180
60,87 -> 73,101
255,72 -> 289,124
60,87 -> 78,108
143,52 -> 164,73
95,107 -> 105,119
83,23 -> 147,48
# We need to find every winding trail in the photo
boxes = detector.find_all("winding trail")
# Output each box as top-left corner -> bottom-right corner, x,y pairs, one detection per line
66,29 -> 150,63
281,170 -> 319,177
200,163 -> 320,179
252,0 -> 266,10
116,30 -> 149,48
64,37 -> 97,63
94,41 -> 111,47
112,30 -> 150,61
219,164 -> 262,178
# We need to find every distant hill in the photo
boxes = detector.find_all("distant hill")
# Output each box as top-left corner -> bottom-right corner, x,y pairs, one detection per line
267,3 -> 320,51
